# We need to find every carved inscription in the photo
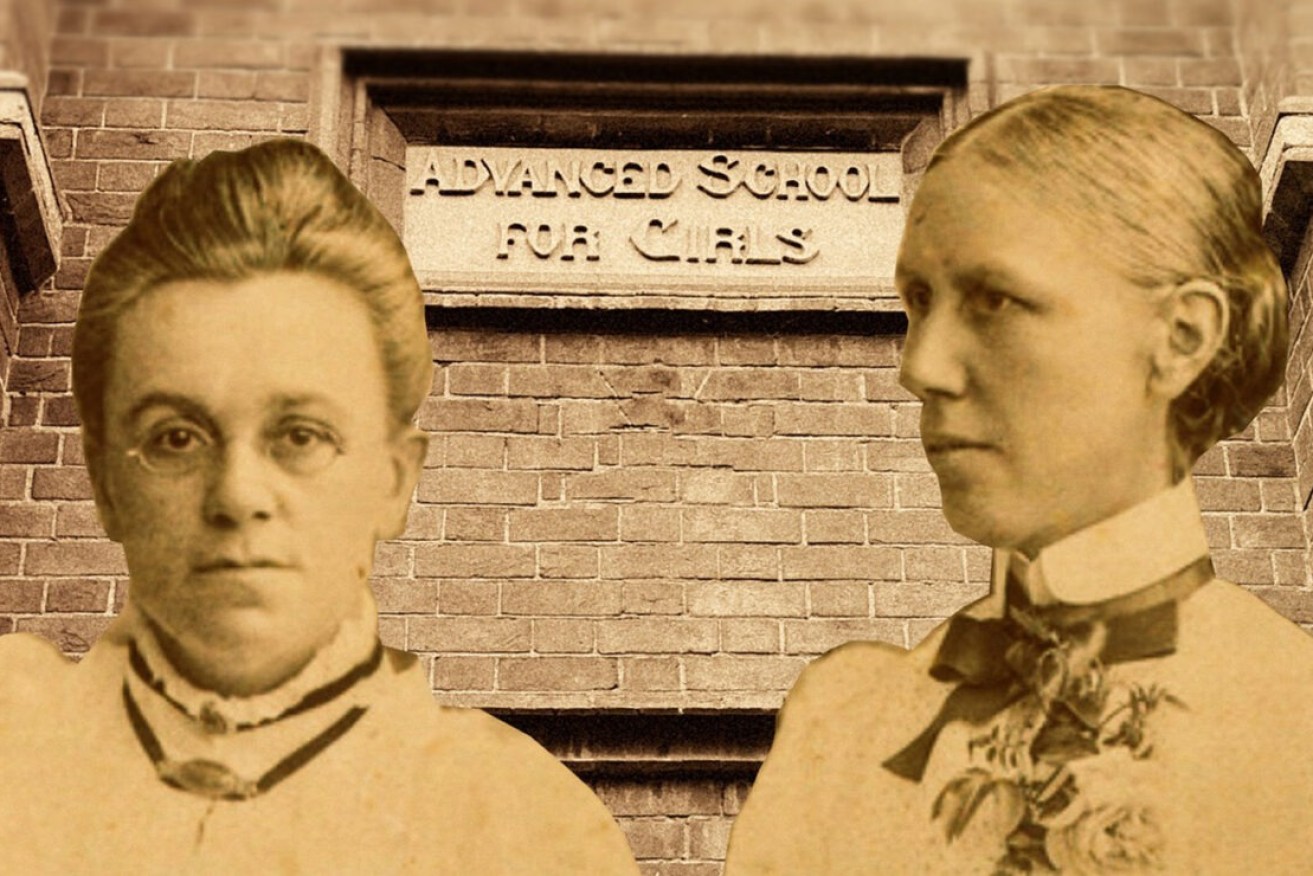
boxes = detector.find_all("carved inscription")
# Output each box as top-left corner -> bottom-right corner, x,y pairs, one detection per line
403,146 -> 904,294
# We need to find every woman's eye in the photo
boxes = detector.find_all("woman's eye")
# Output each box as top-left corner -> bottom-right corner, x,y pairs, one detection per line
151,427 -> 206,454
969,286 -> 1019,315
269,423 -> 342,473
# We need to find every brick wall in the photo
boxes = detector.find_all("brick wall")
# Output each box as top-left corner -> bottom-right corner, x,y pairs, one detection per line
3,1 -> 1311,872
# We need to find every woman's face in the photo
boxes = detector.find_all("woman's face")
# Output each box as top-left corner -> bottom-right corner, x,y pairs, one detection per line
92,272 -> 423,696
896,154 -> 1177,556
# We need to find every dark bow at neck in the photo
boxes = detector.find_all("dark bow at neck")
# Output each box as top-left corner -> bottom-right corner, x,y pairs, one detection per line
882,555 -> 1214,782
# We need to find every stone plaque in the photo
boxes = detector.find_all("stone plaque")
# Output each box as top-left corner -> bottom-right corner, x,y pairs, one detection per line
404,146 -> 905,308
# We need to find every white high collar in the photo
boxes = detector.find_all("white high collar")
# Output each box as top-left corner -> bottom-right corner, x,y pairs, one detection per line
997,478 -> 1211,607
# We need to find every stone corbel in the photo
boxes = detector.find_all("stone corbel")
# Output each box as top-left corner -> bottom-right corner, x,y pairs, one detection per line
0,72 -> 62,292
1261,97 -> 1313,280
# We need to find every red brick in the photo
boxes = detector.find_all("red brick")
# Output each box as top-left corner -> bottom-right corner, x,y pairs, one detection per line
718,545 -> 781,580
1122,57 -> 1179,85
93,10 -> 194,36
597,778 -> 724,817
431,329 -> 539,363
509,507 -> 618,542
778,335 -> 898,367
721,618 -> 781,653
621,580 -> 685,615
0,430 -> 59,464
0,468 -> 27,502
599,366 -> 684,397
42,396 -> 80,428
621,434 -> 695,466
508,364 -> 613,398
1226,444 -> 1296,477
538,544 -> 600,578
76,129 -> 192,161
66,192 -> 140,225
1097,26 -> 1205,55
597,618 -> 718,654
622,817 -> 686,860
173,38 -> 284,69
7,361 -> 70,393
437,580 -> 498,615
866,509 -> 969,544
197,70 -> 259,100
1194,477 -> 1261,511
446,363 -> 507,395
94,162 -> 158,195
407,617 -> 530,652
414,544 -> 535,578
443,435 -> 504,468
777,473 -> 893,507
416,398 -> 540,433
166,99 -> 282,131
774,403 -> 893,437
804,510 -> 865,544
31,468 -> 93,501
682,509 -> 800,543
0,503 -> 54,537
507,437 -> 596,470
501,581 -> 622,616
109,38 -> 172,69
371,577 -> 436,613
781,546 -> 902,580
683,655 -> 806,692
1132,85 -> 1213,114
721,405 -> 775,438
602,336 -> 716,366
698,370 -> 799,401
687,582 -> 805,617
0,544 -> 19,576
783,618 -> 904,653
873,581 -> 988,616
1179,57 -> 1241,85
417,469 -> 538,505
498,656 -> 618,691
694,438 -> 804,471
679,470 -> 755,505
568,470 -> 677,502
544,334 -> 602,364
1003,57 -> 1121,84
808,581 -> 870,616
432,655 -> 496,691
44,578 -> 112,613
441,507 -> 506,541
24,541 -> 126,577
601,545 -> 719,580
7,397 -> 39,427
44,97 -> 105,127
0,580 -> 44,613
84,69 -> 196,98
717,337 -> 777,365
104,99 -> 167,129
1232,515 -> 1307,549
532,618 -> 594,653
620,656 -> 681,691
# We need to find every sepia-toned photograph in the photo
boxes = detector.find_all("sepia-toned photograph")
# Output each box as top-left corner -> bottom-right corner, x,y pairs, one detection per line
0,0 -> 1309,873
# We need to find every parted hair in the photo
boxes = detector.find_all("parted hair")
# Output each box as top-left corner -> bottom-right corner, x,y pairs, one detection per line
72,138 -> 433,455
929,84 -> 1288,469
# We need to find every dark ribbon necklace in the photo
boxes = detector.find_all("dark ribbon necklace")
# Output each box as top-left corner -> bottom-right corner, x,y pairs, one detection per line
883,556 -> 1214,783
122,640 -> 385,801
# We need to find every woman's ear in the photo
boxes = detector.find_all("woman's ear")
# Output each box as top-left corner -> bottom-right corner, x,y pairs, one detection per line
377,427 -> 428,541
1149,279 -> 1229,401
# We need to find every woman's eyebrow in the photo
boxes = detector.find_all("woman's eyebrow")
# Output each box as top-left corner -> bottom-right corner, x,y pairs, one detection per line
126,392 -> 208,424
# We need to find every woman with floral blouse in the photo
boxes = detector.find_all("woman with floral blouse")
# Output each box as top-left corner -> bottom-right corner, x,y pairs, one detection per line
726,85 -> 1313,875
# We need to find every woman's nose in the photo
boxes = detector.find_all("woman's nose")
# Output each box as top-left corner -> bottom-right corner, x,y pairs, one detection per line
202,443 -> 277,527
898,307 -> 969,401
